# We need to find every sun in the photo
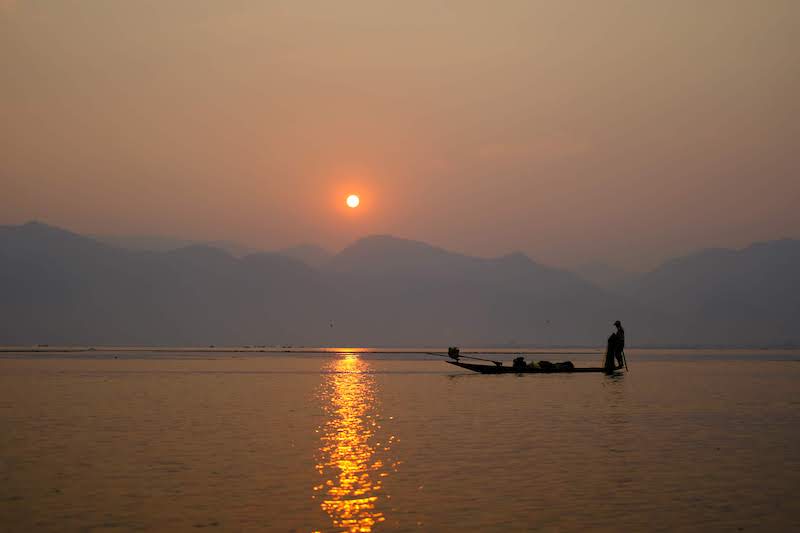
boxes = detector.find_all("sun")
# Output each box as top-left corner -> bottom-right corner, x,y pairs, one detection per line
346,194 -> 360,208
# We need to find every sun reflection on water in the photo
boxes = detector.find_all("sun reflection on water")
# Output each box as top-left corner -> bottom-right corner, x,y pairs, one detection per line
314,353 -> 395,532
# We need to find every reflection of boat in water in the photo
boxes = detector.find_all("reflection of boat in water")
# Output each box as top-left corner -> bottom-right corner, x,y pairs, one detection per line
314,354 -> 396,533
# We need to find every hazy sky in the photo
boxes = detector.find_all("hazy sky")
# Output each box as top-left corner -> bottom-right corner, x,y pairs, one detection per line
2,1 -> 798,270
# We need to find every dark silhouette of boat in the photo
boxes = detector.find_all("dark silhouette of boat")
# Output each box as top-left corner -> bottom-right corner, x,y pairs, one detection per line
440,347 -> 625,374
447,360 -> 617,374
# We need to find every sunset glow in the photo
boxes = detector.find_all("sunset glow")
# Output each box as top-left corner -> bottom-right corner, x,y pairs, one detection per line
2,2 -> 799,532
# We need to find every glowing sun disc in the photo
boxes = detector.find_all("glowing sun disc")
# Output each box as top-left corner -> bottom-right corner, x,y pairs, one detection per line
346,194 -> 360,208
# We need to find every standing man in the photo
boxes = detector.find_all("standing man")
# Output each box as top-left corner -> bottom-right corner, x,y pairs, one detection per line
613,320 -> 625,369
604,320 -> 626,371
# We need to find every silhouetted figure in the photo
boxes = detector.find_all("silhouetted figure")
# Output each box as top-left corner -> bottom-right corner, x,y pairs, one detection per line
613,320 -> 625,368
512,356 -> 527,370
604,320 -> 625,371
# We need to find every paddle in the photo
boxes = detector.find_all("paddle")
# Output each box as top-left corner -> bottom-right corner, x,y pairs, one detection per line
425,350 -> 503,366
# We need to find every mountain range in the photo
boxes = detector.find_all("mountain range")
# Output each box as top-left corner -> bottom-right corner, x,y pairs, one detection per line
1,221 -> 798,347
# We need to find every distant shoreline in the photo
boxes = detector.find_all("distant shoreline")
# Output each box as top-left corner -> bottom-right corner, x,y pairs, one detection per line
1,345 -> 798,354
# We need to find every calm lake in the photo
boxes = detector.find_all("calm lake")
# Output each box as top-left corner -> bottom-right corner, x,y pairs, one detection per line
1,348 -> 799,532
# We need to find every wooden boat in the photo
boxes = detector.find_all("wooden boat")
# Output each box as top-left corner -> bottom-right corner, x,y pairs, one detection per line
447,360 -> 616,374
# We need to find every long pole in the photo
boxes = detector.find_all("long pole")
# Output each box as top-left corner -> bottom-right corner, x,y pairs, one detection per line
425,352 -> 503,366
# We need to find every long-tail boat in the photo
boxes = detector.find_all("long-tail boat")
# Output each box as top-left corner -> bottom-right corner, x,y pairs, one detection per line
446,360 -> 614,374
442,347 -> 624,374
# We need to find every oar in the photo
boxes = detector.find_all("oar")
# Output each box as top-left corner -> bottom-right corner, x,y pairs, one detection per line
622,350 -> 629,372
424,352 -> 504,366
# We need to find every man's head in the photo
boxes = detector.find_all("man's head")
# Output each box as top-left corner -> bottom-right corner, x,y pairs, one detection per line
614,320 -> 622,328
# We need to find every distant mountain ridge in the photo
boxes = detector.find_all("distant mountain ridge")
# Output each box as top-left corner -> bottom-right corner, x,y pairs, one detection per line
618,239 -> 800,345
0,222 -> 337,346
96,233 -> 333,268
277,244 -> 332,268
573,261 -> 634,290
94,234 -> 259,257
1,221 -> 798,346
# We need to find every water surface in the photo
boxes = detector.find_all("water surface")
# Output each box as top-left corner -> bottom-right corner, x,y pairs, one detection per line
1,349 -> 799,531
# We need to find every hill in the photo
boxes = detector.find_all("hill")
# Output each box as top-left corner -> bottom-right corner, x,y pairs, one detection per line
277,244 -> 332,268
1,222 -> 797,346
0,222 -> 341,345
619,239 -> 800,345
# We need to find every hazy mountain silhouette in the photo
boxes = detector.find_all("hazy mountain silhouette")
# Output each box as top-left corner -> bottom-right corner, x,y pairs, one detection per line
0,222 -> 342,345
619,239 -> 800,345
574,261 -> 634,290
94,234 -> 259,257
324,235 -> 637,345
1,222 -> 797,346
99,234 -> 333,267
278,244 -> 332,268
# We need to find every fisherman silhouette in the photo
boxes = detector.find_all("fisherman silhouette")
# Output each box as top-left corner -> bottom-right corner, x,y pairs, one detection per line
604,320 -> 625,371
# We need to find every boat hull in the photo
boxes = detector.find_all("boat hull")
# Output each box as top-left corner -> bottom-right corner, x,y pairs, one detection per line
446,360 -> 614,374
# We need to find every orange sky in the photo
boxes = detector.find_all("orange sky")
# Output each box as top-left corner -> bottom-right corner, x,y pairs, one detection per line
2,1 -> 798,269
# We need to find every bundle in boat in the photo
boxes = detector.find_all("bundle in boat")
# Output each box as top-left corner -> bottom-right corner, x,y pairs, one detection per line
526,360 -> 575,371
515,357 -> 574,371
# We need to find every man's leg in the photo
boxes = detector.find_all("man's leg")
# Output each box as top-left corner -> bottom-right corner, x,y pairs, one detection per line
604,342 -> 615,371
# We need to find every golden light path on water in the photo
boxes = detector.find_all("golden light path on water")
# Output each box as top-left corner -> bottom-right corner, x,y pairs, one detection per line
314,353 -> 397,532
